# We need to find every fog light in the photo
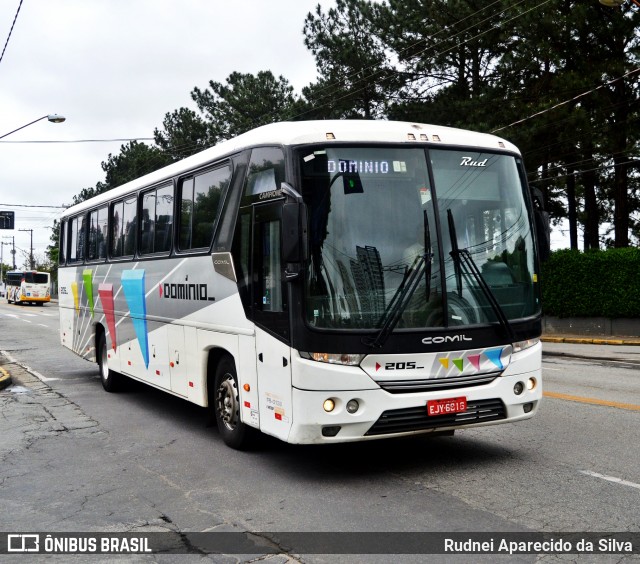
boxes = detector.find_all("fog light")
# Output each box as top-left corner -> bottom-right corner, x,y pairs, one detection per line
323,399 -> 336,412
346,399 -> 359,414
322,426 -> 341,437
527,377 -> 537,391
523,402 -> 534,413
513,382 -> 525,396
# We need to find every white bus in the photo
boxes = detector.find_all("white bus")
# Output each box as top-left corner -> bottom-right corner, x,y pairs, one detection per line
6,270 -> 51,305
58,120 -> 545,449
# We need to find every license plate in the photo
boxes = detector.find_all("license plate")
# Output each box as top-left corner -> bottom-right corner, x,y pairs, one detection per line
427,396 -> 467,416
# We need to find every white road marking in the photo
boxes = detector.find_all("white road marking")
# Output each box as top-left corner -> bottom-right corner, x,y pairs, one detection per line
0,350 -> 60,382
580,470 -> 640,491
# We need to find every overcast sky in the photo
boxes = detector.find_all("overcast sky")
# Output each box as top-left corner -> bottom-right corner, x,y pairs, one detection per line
0,0 -> 329,266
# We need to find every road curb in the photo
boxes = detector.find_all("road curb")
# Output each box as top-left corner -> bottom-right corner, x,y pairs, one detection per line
542,336 -> 640,346
0,366 -> 12,390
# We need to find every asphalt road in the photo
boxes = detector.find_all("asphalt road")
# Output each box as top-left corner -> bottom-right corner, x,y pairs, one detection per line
1,300 -> 639,563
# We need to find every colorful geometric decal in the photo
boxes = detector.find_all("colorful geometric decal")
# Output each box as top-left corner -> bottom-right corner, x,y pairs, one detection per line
98,283 -> 117,351
71,281 -> 79,313
439,348 -> 505,373
467,354 -> 481,371
83,269 -> 95,317
484,348 -> 504,370
121,270 -> 149,368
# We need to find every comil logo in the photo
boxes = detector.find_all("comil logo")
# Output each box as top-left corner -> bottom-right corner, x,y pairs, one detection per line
422,334 -> 472,345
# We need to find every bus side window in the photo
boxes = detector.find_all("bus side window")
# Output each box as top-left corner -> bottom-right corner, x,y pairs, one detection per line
87,206 -> 107,261
243,147 -> 285,202
88,209 -> 98,260
140,191 -> 156,255
111,198 -> 136,258
179,165 -> 231,251
139,183 -> 173,255
258,220 -> 283,313
68,214 -> 85,263
97,206 -> 108,260
111,201 -> 124,258
59,220 -> 66,264
122,196 -> 137,257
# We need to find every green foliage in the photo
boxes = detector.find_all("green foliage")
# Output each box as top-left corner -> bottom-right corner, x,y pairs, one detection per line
541,249 -> 640,318
302,0 -> 400,119
101,141 -> 172,190
191,71 -> 301,142
153,107 -> 211,162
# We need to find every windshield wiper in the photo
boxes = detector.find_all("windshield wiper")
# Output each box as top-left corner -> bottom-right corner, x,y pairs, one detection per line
363,210 -> 432,349
446,209 -> 515,342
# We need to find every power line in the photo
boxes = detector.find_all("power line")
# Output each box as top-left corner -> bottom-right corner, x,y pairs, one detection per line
0,0 -> 24,66
0,137 -> 154,144
0,203 -> 67,208
491,67 -> 640,133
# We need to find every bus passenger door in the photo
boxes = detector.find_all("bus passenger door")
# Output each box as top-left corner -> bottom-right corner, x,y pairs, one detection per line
252,203 -> 293,441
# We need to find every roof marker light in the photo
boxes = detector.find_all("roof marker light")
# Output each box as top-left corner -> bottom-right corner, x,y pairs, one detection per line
326,132 -> 336,140
420,134 -> 428,141
432,134 -> 441,142
407,133 -> 416,141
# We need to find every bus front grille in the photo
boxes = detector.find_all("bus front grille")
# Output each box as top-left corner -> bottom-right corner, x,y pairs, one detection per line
364,399 -> 506,436
376,373 -> 500,394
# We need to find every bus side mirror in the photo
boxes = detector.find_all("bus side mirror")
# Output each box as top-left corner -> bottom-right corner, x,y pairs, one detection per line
531,187 -> 550,262
282,201 -> 308,264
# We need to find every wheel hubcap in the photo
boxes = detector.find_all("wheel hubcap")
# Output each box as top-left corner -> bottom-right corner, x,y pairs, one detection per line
216,375 -> 239,431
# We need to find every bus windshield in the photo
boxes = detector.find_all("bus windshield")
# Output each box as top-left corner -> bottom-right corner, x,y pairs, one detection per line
299,146 -> 539,331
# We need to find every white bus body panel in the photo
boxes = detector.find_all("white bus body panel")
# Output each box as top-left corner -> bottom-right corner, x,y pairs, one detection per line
255,328 -> 293,441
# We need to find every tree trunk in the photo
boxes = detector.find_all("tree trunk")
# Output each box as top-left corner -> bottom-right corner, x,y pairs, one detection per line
581,138 -> 599,250
566,171 -> 578,250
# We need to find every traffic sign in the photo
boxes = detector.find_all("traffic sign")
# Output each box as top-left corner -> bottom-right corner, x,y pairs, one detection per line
0,211 -> 15,230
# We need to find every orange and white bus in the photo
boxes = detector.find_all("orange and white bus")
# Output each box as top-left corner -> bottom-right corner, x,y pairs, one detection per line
6,270 -> 51,305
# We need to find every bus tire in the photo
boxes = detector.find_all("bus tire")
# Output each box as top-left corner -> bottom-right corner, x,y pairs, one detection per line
213,356 -> 255,450
98,332 -> 122,392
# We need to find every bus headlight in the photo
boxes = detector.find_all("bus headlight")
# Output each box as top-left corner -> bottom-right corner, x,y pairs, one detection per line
323,399 -> 336,412
300,352 -> 365,366
512,338 -> 540,353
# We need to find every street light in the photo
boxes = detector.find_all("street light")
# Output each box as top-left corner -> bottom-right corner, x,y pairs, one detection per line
0,114 -> 66,140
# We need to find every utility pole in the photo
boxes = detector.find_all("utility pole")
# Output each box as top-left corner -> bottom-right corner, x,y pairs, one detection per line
0,241 -> 5,285
2,235 -> 15,269
19,228 -> 34,269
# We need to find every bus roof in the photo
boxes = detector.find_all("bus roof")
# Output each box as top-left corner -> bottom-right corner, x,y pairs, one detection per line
60,120 -> 520,217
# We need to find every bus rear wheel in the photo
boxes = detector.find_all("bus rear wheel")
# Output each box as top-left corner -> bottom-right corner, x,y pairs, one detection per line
98,333 -> 122,392
213,357 -> 255,450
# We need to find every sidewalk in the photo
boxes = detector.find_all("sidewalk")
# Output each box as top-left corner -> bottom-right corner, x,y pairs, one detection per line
541,334 -> 640,364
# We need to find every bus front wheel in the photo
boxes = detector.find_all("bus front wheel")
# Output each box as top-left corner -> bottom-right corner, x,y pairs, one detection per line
213,357 -> 255,450
98,333 -> 122,392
